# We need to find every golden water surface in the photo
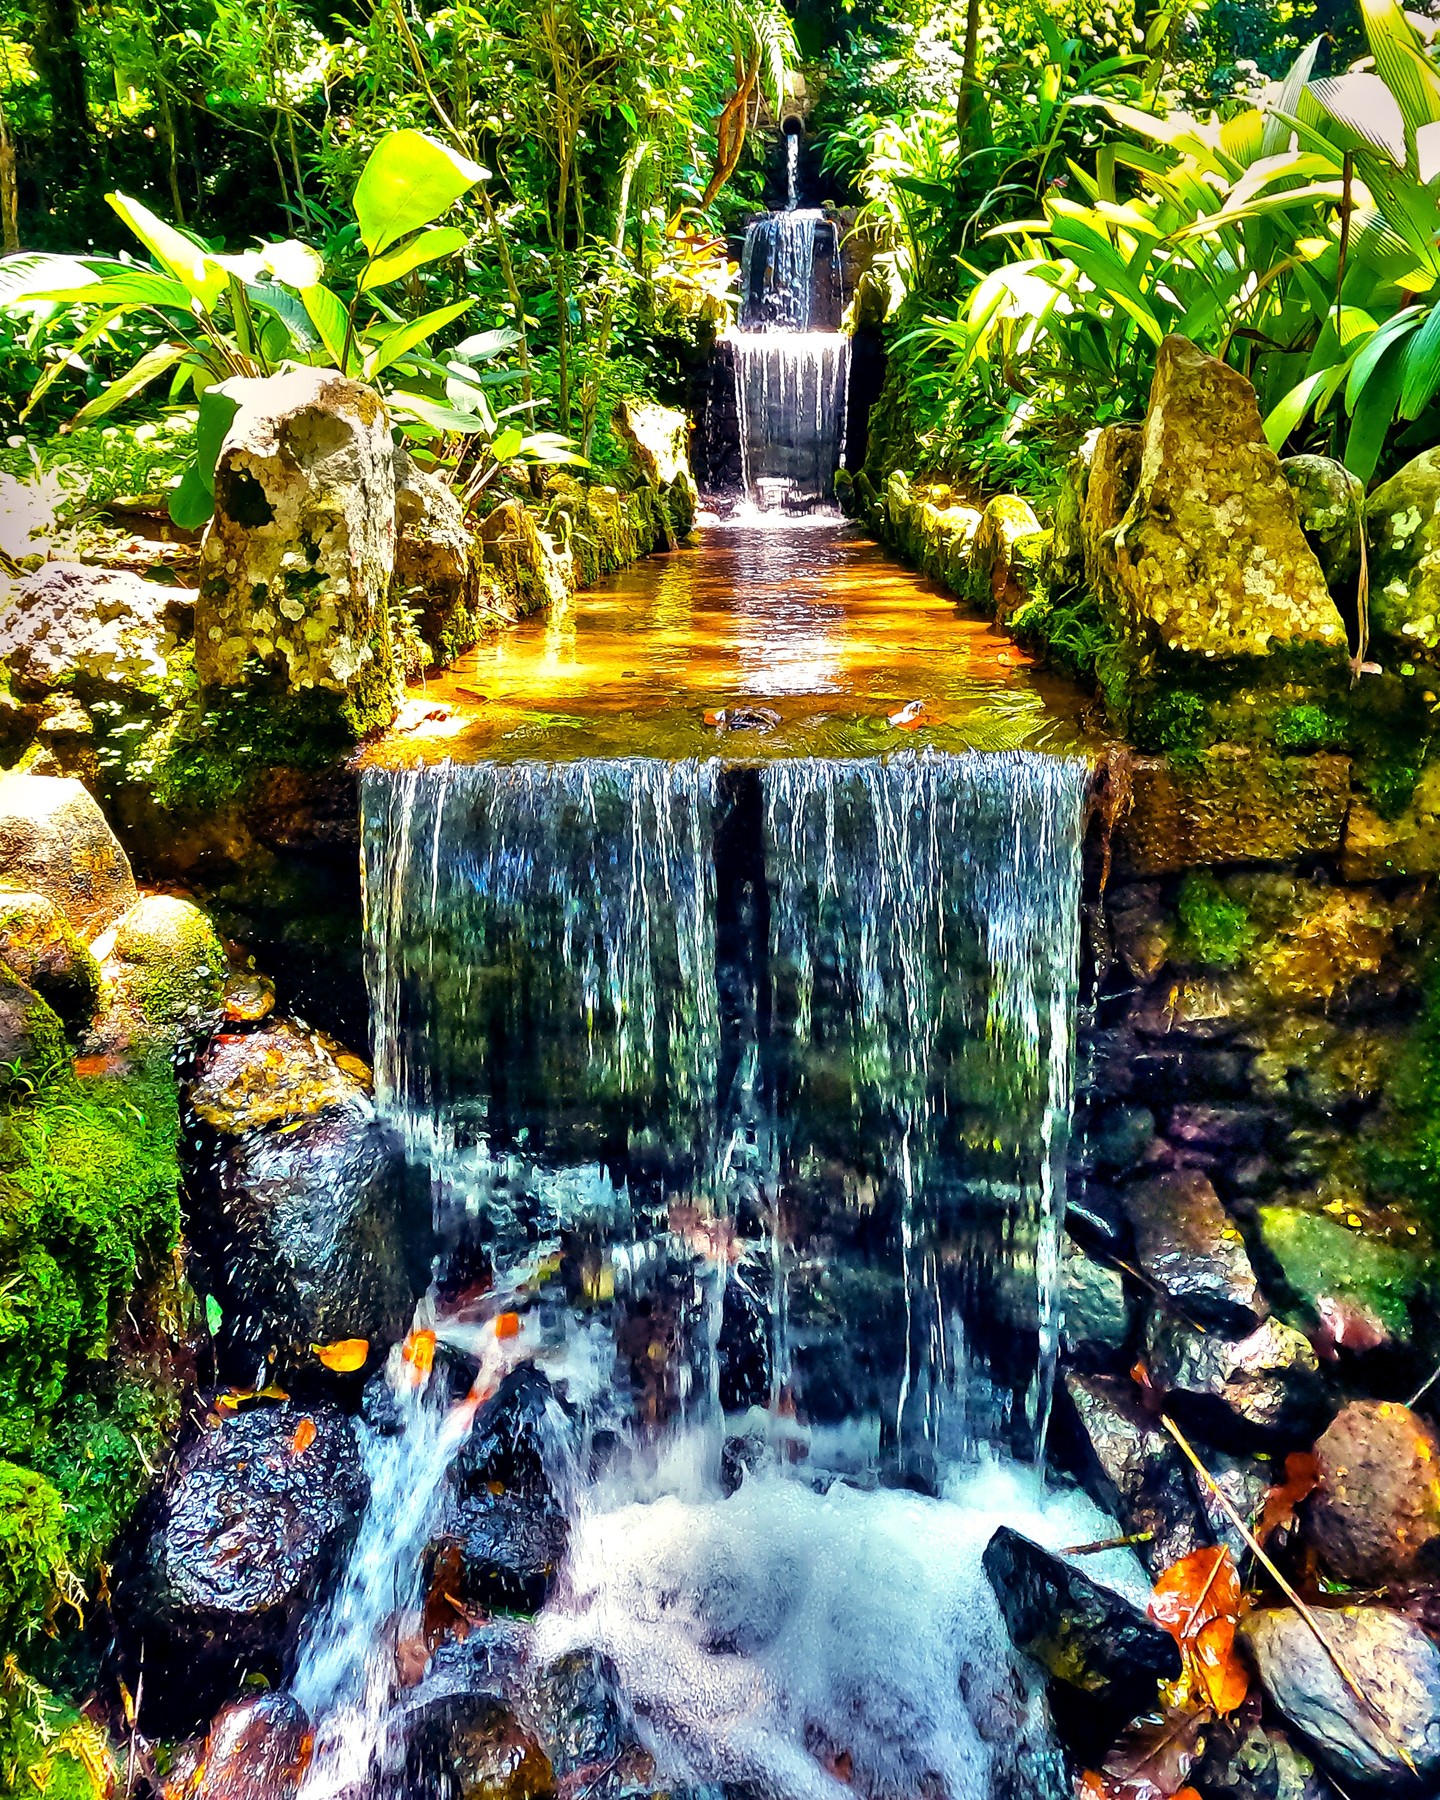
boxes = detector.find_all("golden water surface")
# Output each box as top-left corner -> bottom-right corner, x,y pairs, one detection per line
370,518 -> 1094,765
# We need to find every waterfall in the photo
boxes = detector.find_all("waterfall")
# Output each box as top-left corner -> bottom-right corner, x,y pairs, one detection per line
361,748 -> 1087,1466
730,131 -> 849,509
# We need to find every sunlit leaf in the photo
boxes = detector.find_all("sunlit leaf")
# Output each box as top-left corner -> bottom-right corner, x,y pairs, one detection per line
291,1416 -> 317,1456
71,341 -> 188,425
107,192 -> 227,310
313,1337 -> 369,1372
353,130 -> 487,256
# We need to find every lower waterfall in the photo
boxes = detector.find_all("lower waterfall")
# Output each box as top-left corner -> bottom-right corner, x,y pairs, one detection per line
731,331 -> 850,511
289,747 -> 1110,1800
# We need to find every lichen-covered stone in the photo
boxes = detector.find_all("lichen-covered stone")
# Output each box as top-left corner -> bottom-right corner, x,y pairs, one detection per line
477,498 -> 570,615
103,895 -> 227,1048
964,495 -> 1041,619
1367,445 -> 1440,663
1044,446 -> 1090,590
1282,454 -> 1364,592
198,368 -> 399,733
394,445 -> 477,671
0,887 -> 101,1027
614,399 -> 698,511
1081,424 -> 1142,594
1145,1311 -> 1325,1439
0,962 -> 66,1082
1343,762 -> 1440,878
1307,1400 -> 1440,1583
1061,1237 -> 1131,1357
0,772 -> 136,934
1115,749 -> 1350,876
189,1019 -> 371,1136
1242,1605 -> 1440,1787
0,562 -> 193,698
1096,337 -> 1347,664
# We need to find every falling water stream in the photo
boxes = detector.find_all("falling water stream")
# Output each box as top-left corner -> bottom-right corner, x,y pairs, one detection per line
287,140 -> 1130,1800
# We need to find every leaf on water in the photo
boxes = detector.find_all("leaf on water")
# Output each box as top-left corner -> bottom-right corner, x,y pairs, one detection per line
494,1311 -> 521,1341
313,1338 -> 369,1372
291,1416 -> 317,1456
402,1328 -> 436,1378
1100,1707 -> 1204,1798
1150,1546 -> 1249,1716
1257,1451 -> 1320,1543
214,1384 -> 289,1413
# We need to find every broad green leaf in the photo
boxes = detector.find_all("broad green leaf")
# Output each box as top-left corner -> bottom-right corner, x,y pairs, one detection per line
1345,329 -> 1411,480
1359,0 -> 1440,139
261,240 -> 325,289
363,298 -> 474,377
489,426 -> 525,462
21,305 -> 123,419
71,341 -> 188,424
194,385 -> 241,490
33,271 -> 196,311
301,284 -> 350,369
453,327 -> 520,362
1262,38 -> 1325,157
244,281 -> 318,354
107,193 -> 227,310
0,252 -> 103,309
1307,73 -> 1409,166
359,225 -> 469,291
1399,303 -> 1440,418
388,390 -> 493,434
1264,369 -> 1331,447
1345,305 -> 1420,411
352,131 -> 486,256
168,460 -> 216,530
204,1293 -> 223,1336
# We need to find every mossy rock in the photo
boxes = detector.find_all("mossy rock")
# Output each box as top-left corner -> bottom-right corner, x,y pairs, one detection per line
105,895 -> 227,1048
0,890 -> 101,1030
1281,453 -> 1364,593
1367,445 -> 1440,664
1258,1205 -> 1424,1342
0,1459 -> 69,1638
0,1675 -> 115,1800
0,964 -> 67,1091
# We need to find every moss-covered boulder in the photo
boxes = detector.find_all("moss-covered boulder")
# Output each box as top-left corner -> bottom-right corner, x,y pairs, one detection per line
101,895 -> 227,1051
1281,454 -> 1364,593
0,889 -> 100,1029
477,498 -> 570,615
198,368 -> 400,737
1081,423 -> 1142,591
1095,337 -> 1347,664
1258,1205 -> 1423,1346
0,964 -> 67,1085
964,496 -> 1042,620
614,399 -> 698,513
0,773 -> 136,935
1343,759 -> 1440,877
1367,445 -> 1440,664
393,445 -> 478,674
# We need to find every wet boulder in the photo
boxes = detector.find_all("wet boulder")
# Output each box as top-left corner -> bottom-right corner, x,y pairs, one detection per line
528,1647 -> 644,1787
1060,1237 -> 1131,1360
185,1692 -> 314,1800
1257,1206 -> 1422,1354
197,368 -> 400,732
1123,1169 -> 1266,1331
394,444 -> 478,668
1282,454 -> 1365,593
201,1100 -> 414,1380
0,963 -> 66,1085
0,561 -> 193,699
1196,1717 -> 1330,1800
614,399 -> 699,532
1306,1401 -> 1440,1585
189,1019 -> 372,1136
964,494 -> 1042,619
145,1400 -> 365,1667
1081,423 -> 1142,591
100,894 -> 228,1052
1062,1372 -> 1208,1574
1145,1312 -> 1326,1442
1241,1605 -> 1440,1787
982,1525 -> 1180,1713
1366,445 -> 1440,666
0,772 -> 136,933
411,1696 -> 553,1800
0,888 -> 99,1028
1094,335 -> 1347,665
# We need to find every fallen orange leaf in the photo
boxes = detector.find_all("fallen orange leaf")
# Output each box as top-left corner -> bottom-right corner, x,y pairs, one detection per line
1257,1451 -> 1319,1543
313,1338 -> 369,1373
291,1416 -> 316,1456
1150,1546 -> 1248,1716
494,1311 -> 521,1341
402,1328 -> 436,1378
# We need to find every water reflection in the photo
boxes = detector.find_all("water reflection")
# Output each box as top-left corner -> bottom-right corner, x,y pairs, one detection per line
372,520 -> 1092,767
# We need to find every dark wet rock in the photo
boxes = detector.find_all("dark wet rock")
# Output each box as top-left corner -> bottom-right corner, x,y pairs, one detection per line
190,1692 -> 313,1800
402,1619 -> 533,1732
1168,1105 -> 1267,1154
1129,970 -> 1257,1041
1257,1207 -> 1421,1352
1145,1312 -> 1326,1442
223,970 -> 277,1024
199,1100 -> 413,1379
1192,1450 -> 1273,1568
983,1525 -> 1179,1711
717,1262 -> 771,1410
0,887 -> 101,1026
1065,1180 -> 1128,1248
1123,1169 -> 1266,1332
1063,1372 -> 1207,1574
146,1400 -> 365,1659
1197,1715 -> 1330,1800
1242,1605 -> 1440,1787
1080,1026 -> 1141,1102
362,1366 -> 405,1437
528,1647 -> 642,1781
435,1491 -> 569,1616
1061,1237 -> 1131,1359
1115,751 -> 1350,878
1247,1016 -> 1398,1116
1108,885 -> 1172,983
706,705 -> 782,733
1090,1105 -> 1157,1176
425,1703 -> 552,1800
1129,1045 -> 1254,1102
453,1364 -> 570,1501
0,771 -> 136,933
1307,1401 -> 1440,1585
189,1019 -> 372,1136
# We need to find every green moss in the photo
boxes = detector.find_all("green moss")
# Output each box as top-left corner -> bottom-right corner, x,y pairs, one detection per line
1135,688 -> 1209,765
1274,702 -> 1348,752
1009,589 -> 1119,685
1257,1205 -> 1421,1338
1368,953 -> 1440,1220
113,897 -> 227,1034
0,1671 -> 114,1800
1175,870 -> 1256,968
0,1462 -> 69,1640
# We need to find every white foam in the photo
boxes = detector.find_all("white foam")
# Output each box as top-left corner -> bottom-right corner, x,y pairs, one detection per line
534,1456 -> 1142,1800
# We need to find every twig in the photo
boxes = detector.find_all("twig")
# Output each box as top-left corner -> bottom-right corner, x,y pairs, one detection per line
1406,1360 -> 1440,1409
1161,1414 -> 1419,1777
1181,1544 -> 1229,1639
123,1651 -> 143,1800
1059,1530 -> 1155,1556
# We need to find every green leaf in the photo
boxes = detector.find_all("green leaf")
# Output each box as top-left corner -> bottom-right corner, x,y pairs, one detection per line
0,252 -> 105,309
1307,73 -> 1409,166
359,225 -> 469,291
1344,328 -> 1411,480
1262,38 -> 1325,157
352,131 -> 486,256
489,426 -> 525,462
106,193 -> 227,310
168,461 -> 216,530
244,281 -> 318,354
1359,0 -> 1440,139
363,298 -> 474,378
194,385 -> 241,490
301,284 -> 350,369
1264,369 -> 1331,447
204,1293 -> 223,1336
453,327 -> 520,362
1399,303 -> 1440,418
388,390 -> 494,434
71,341 -> 188,424
259,240 -> 325,290
32,271 -> 196,311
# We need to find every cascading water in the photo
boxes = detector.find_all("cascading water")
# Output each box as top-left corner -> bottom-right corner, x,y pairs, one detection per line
731,130 -> 849,510
285,745 -> 1122,1800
